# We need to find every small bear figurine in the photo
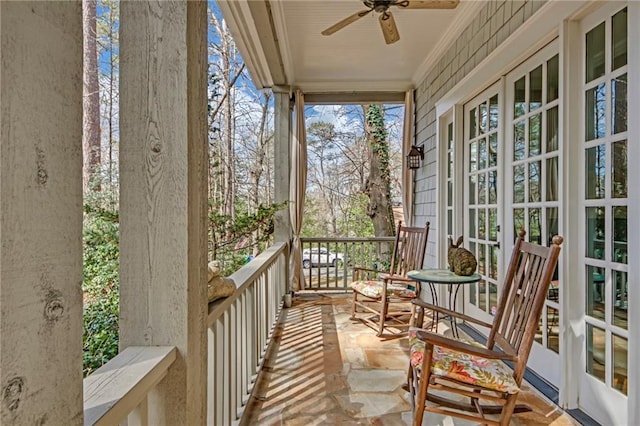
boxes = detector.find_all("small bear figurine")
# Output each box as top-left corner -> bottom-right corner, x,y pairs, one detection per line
448,236 -> 477,276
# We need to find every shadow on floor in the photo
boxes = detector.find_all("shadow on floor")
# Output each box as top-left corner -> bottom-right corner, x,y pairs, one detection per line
241,294 -> 579,426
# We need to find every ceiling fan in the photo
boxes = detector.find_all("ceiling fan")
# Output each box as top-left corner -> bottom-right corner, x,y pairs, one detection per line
321,0 -> 459,45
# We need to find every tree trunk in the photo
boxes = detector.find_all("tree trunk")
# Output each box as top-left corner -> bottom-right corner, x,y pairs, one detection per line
363,104 -> 395,238
83,0 -> 101,192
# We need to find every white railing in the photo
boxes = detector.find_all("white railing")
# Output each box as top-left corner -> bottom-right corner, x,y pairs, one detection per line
301,237 -> 395,290
207,242 -> 288,425
82,242 -> 287,426
83,346 -> 177,426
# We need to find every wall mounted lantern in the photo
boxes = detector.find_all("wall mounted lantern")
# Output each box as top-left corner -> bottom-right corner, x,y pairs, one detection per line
407,145 -> 424,170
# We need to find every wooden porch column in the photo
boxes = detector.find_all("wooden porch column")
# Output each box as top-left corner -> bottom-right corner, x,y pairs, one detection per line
119,2 -> 208,424
0,3 -> 83,424
273,87 -> 292,243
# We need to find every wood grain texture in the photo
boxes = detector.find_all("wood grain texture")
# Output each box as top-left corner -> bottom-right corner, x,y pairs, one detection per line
119,2 -> 208,424
273,89 -> 292,243
0,2 -> 83,424
83,346 -> 176,426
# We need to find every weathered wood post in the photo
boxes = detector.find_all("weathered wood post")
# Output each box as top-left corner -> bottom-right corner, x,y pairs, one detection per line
273,86 -> 292,244
0,3 -> 84,424
119,2 -> 208,424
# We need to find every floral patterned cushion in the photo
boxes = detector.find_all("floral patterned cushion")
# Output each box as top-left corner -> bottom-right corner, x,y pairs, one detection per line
350,280 -> 417,299
408,327 -> 520,394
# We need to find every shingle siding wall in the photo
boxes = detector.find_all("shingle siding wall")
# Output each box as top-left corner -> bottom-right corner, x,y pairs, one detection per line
413,0 -> 547,266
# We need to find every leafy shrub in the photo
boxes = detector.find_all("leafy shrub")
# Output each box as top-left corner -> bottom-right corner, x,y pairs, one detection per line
82,196 -> 120,377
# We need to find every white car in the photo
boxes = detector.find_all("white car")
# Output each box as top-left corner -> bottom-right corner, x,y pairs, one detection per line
302,248 -> 344,268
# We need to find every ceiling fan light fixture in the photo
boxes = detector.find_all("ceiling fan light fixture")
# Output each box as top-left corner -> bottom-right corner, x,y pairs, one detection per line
321,0 -> 460,42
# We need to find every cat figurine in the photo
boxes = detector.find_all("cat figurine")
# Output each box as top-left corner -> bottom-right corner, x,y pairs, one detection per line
448,236 -> 477,276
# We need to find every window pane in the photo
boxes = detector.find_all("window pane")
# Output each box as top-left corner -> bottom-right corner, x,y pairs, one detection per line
478,173 -> 486,204
478,208 -> 486,239
489,208 -> 497,241
447,210 -> 452,235
529,208 -> 541,245
585,83 -> 606,141
612,140 -> 627,198
469,175 -> 476,204
612,8 -> 628,70
586,145 -> 606,199
478,245 -> 486,276
469,208 -> 476,238
612,74 -> 627,134
489,283 -> 498,315
547,55 -> 559,102
489,95 -> 499,130
530,65 -> 543,111
586,22 -> 606,82
586,324 -> 606,381
529,161 -> 541,202
469,282 -> 477,305
488,170 -> 497,204
586,207 -> 605,259
547,306 -> 560,353
479,137 -> 487,170
479,279 -> 487,312
514,121 -> 525,161
612,271 -> 628,329
479,102 -> 487,134
514,164 -> 525,203
529,114 -> 541,157
613,206 -> 627,264
547,107 -> 559,152
513,208 -> 525,237
514,77 -> 526,118
470,141 -> 477,172
612,334 -> 628,395
546,157 -> 558,201
489,133 -> 498,167
489,245 -> 498,280
586,265 -> 605,320
547,207 -> 558,245
469,108 -> 477,139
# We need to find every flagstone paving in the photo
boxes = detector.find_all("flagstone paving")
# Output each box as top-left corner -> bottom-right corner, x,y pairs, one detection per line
241,293 -> 579,426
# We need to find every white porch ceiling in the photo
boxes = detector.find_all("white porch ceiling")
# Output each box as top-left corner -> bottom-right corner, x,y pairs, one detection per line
218,0 -> 484,96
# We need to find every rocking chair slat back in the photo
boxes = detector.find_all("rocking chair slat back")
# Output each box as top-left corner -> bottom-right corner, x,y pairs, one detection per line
390,224 -> 429,277
487,230 -> 563,383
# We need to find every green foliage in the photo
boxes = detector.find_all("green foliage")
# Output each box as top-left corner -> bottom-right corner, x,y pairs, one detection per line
82,193 -> 120,377
336,193 -> 375,238
210,202 -> 286,276
365,104 -> 391,184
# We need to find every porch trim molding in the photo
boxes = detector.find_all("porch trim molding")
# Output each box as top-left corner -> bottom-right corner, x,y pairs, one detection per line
217,0 -> 274,88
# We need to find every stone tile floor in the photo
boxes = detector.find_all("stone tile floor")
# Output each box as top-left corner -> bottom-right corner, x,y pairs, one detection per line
241,293 -> 579,425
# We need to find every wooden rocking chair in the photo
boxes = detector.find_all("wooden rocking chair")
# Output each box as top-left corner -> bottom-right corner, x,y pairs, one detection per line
407,230 -> 563,426
350,221 -> 430,337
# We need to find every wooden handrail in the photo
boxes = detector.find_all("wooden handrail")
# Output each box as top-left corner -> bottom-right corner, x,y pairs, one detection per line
83,346 -> 176,426
207,241 -> 287,325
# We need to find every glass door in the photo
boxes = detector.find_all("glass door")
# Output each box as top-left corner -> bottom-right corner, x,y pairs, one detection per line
463,83 -> 501,322
505,42 -> 562,387
578,4 -> 629,424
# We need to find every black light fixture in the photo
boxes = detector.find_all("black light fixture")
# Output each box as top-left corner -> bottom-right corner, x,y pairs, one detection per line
407,145 -> 424,170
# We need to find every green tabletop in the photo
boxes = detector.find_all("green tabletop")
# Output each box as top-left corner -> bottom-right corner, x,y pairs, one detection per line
408,268 -> 481,284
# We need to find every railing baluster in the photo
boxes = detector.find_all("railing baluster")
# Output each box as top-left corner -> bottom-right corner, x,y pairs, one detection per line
128,394 -> 148,426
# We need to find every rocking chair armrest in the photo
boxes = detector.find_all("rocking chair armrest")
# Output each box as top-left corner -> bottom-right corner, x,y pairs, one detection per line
413,328 -> 518,362
381,274 -> 418,284
411,299 -> 494,329
353,266 -> 388,274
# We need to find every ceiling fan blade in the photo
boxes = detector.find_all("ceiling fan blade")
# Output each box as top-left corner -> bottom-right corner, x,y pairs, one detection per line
396,0 -> 459,9
321,9 -> 372,36
379,12 -> 400,44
